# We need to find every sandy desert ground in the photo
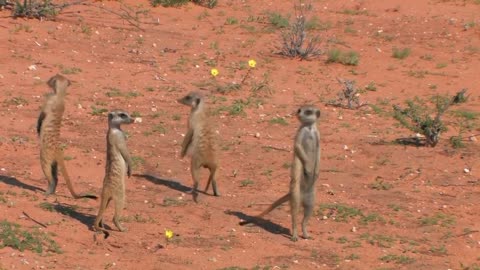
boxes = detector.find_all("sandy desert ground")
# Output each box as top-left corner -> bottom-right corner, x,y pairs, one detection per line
1,0 -> 480,269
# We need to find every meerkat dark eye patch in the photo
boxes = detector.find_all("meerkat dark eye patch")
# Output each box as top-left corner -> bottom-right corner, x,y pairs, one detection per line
120,113 -> 128,118
304,109 -> 313,116
316,110 -> 320,118
185,95 -> 192,100
297,108 -> 301,114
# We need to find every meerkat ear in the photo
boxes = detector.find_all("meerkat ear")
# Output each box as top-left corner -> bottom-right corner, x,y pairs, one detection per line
47,76 -> 56,89
316,110 -> 321,118
297,108 -> 301,114
195,97 -> 201,106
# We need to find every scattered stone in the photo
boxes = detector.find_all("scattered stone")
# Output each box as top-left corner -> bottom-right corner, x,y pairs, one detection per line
254,132 -> 260,138
28,65 -> 37,71
464,168 -> 470,173
352,226 -> 357,232
134,117 -> 142,123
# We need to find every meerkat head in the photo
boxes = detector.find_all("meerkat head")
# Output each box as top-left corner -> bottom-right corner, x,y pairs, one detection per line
108,110 -> 134,128
177,91 -> 203,108
297,105 -> 320,125
47,74 -> 71,93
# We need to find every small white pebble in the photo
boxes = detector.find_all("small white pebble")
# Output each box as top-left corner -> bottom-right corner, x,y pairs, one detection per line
464,168 -> 470,173
352,227 -> 357,232
134,117 -> 142,123
28,65 -> 37,71
254,132 -> 260,138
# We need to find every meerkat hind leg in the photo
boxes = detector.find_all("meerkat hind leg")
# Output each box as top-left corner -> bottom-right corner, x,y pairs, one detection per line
190,161 -> 201,203
290,190 -> 301,242
42,160 -> 58,195
207,164 -> 220,196
113,197 -> 126,232
301,192 -> 315,239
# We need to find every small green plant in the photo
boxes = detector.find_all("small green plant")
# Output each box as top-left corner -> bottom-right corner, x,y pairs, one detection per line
393,89 -> 468,147
61,66 -> 82,75
38,202 -> 55,212
216,83 -> 241,94
91,106 -> 108,116
154,1 -> 212,12
150,0 -> 189,7
436,62 -> 448,69
131,111 -> 141,118
0,220 -> 62,254
317,203 -> 363,222
429,245 -> 447,255
365,81 -> 377,91
105,88 -> 123,97
225,17 -> 238,25
4,97 -> 28,106
450,135 -> 464,148
268,12 -> 289,28
131,156 -> 145,170
152,124 -> 167,134
326,49 -> 359,66
361,233 -> 396,248
240,179 -> 254,187
162,197 -> 187,207
420,213 -> 456,227
269,117 -> 288,126
420,54 -> 433,61
392,47 -> 411,59
379,254 -> 415,264
345,253 -> 360,260
369,178 -> 393,190
12,0 -> 60,20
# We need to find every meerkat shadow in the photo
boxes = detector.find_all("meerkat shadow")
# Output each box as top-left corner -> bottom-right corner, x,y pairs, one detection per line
224,210 -> 291,237
394,137 -> 427,147
134,173 -> 210,195
0,175 -> 44,192
52,203 -> 96,229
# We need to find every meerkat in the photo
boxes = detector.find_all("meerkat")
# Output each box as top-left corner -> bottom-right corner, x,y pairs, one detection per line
93,110 -> 134,239
36,74 -> 97,200
239,105 -> 321,242
177,91 -> 219,203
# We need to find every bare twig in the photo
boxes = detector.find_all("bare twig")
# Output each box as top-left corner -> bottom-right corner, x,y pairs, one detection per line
22,211 -> 47,228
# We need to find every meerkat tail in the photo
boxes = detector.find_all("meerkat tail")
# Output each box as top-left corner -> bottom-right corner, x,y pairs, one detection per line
57,156 -> 97,200
239,193 -> 291,225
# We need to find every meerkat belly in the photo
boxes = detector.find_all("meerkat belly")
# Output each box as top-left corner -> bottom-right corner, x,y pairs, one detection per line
193,129 -> 215,159
106,152 -> 127,179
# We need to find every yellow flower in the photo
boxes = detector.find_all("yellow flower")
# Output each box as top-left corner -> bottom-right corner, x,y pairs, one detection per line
210,68 -> 219,77
248,59 -> 256,68
165,229 -> 173,239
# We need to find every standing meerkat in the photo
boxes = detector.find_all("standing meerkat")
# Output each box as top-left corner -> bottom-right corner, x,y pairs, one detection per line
93,110 -> 134,239
178,91 -> 219,203
37,74 -> 97,200
239,105 -> 321,242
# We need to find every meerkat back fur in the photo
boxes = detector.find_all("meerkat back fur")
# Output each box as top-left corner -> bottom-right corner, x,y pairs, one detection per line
37,74 -> 97,199
178,91 -> 219,202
